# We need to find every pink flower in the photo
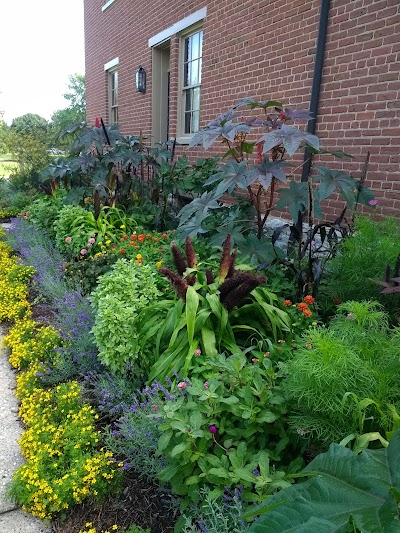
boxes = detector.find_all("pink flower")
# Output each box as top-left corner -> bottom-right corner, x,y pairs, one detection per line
194,349 -> 202,356
80,249 -> 88,255
88,237 -> 95,244
87,243 -> 93,248
209,425 -> 217,434
204,381 -> 209,389
65,237 -> 72,243
369,199 -> 378,206
252,358 -> 259,363
177,382 -> 187,390
151,405 -> 159,412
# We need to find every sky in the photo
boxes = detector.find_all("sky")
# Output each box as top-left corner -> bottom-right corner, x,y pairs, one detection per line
0,0 -> 85,124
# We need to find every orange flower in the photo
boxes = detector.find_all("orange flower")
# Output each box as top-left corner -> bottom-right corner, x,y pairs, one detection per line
162,233 -> 168,239
283,299 -> 292,306
153,237 -> 159,242
120,248 -> 126,254
129,241 -> 135,246
333,296 -> 341,305
303,308 -> 312,318
146,234 -> 152,239
138,234 -> 145,242
130,234 -> 137,240
297,302 -> 308,311
304,295 -> 315,304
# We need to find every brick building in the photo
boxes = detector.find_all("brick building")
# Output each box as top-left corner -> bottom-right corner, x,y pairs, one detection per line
84,0 -> 400,217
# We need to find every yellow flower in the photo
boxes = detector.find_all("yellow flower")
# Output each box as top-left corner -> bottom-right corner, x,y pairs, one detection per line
105,240 -> 111,246
135,254 -> 142,260
156,260 -> 163,268
120,225 -> 125,229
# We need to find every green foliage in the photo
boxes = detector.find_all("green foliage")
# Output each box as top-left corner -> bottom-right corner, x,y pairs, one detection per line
157,352 -> 293,502
5,113 -> 53,186
140,237 -> 291,382
51,74 -> 86,134
54,204 -> 138,257
90,260 -> 161,375
182,486 -> 246,532
282,301 -> 400,446
28,192 -> 66,238
324,216 -> 400,309
245,429 -> 400,533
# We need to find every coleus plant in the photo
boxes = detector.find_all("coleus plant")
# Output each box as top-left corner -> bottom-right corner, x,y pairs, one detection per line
178,98 -> 374,241
138,234 -> 291,382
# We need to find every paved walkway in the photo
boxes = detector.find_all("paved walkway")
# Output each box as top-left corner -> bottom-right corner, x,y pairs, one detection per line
0,323 -> 50,533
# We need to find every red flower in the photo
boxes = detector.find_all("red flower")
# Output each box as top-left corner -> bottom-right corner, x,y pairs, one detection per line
304,295 -> 315,304
120,248 -> 126,254
283,299 -> 292,306
95,117 -> 101,128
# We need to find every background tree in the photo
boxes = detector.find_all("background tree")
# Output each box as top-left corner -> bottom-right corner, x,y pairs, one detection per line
5,113 -> 53,190
51,74 -> 86,134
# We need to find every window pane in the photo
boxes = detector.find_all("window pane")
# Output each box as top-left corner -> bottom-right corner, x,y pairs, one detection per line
192,87 -> 200,112
188,59 -> 200,86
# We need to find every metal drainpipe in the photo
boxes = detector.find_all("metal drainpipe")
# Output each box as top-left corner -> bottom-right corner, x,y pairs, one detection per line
301,0 -> 331,182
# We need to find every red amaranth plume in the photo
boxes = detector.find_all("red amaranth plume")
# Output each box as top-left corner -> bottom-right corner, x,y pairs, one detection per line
170,242 -> 187,276
219,272 -> 254,302
218,234 -> 232,281
158,268 -> 189,301
185,236 -> 197,268
95,117 -> 101,128
205,269 -> 215,284
222,275 -> 266,312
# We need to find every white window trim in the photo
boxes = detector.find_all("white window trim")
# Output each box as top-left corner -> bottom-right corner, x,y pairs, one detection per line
102,0 -> 116,12
177,24 -> 203,144
148,7 -> 207,48
104,57 -> 119,72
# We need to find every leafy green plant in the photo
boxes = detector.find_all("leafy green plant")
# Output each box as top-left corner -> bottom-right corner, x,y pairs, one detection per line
90,260 -> 161,375
157,352 -> 294,502
27,192 -> 66,238
182,486 -> 246,532
324,216 -> 400,308
282,301 -> 400,446
245,428 -> 400,533
139,235 -> 291,382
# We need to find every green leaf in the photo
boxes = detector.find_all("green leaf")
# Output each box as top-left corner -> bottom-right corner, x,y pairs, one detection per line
220,396 -> 240,405
170,442 -> 190,457
246,429 -> 400,532
201,326 -> 218,357
276,181 -> 308,222
158,431 -> 172,452
185,286 -> 199,345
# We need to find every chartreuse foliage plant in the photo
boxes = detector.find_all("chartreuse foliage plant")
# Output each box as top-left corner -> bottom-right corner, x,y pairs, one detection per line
157,352 -> 294,503
245,428 -> 400,533
9,381 -> 119,519
90,260 -> 162,375
282,301 -> 400,446
0,234 -> 34,321
139,235 -> 291,382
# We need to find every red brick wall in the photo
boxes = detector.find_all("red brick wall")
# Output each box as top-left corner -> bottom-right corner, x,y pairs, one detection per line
84,0 -> 400,218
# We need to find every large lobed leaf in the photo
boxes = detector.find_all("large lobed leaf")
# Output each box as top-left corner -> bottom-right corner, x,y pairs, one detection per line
246,429 -> 400,533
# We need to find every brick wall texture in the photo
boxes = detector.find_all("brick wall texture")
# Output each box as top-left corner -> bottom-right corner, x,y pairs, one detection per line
84,0 -> 400,218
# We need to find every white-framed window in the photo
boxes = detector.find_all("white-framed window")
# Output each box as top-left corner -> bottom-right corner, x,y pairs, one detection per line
108,69 -> 118,124
179,27 -> 203,138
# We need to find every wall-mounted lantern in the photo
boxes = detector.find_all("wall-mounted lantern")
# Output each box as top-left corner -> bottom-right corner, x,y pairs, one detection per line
136,66 -> 146,93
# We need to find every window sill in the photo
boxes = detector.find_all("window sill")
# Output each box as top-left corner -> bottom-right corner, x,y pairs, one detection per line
175,136 -> 195,145
102,0 -> 116,12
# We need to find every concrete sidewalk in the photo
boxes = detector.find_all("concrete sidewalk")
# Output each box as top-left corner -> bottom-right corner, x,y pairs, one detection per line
0,323 -> 50,533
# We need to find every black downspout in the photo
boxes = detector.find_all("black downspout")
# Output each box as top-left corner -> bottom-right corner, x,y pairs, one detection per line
301,0 -> 331,182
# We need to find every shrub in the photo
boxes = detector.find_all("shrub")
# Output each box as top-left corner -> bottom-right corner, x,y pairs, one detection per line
27,193 -> 66,238
282,301 -> 400,446
90,260 -> 162,375
54,204 -> 95,256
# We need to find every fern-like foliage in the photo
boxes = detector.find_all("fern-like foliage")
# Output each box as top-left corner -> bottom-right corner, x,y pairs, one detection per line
282,301 -> 400,446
